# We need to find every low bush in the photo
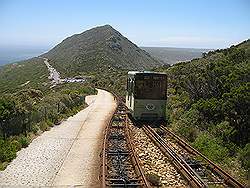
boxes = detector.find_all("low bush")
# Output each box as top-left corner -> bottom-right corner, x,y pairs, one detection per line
192,133 -> 229,163
0,139 -> 18,162
239,144 -> 250,173
18,135 -> 30,148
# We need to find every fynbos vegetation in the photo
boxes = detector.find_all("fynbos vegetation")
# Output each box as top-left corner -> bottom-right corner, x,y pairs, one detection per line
0,84 -> 95,170
159,39 -> 250,183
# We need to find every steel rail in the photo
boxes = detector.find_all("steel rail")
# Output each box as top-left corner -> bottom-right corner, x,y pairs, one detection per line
160,126 -> 246,188
101,93 -> 118,188
114,93 -> 245,187
125,115 -> 151,188
142,125 -> 208,188
101,95 -> 151,187
101,122 -> 109,188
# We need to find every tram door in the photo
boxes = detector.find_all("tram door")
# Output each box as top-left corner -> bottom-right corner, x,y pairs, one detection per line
127,78 -> 133,108
129,79 -> 133,108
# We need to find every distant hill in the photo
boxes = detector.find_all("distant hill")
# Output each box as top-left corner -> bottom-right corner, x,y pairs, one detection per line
0,25 -> 162,93
42,25 -> 162,76
142,47 -> 211,65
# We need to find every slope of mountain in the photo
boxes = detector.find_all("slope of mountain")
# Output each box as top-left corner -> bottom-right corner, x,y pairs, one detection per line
142,47 -> 211,65
0,58 -> 49,94
42,25 -> 161,76
156,39 -> 249,184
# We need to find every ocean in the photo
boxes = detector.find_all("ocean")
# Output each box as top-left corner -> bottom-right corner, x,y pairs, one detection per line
0,47 -> 49,66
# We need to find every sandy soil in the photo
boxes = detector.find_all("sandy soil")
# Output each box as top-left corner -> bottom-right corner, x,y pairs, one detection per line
0,89 -> 117,187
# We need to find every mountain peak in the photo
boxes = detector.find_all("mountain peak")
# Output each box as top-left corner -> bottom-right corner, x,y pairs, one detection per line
42,25 -> 161,75
82,24 -> 116,32
79,24 -> 122,38
99,24 -> 113,29
87,24 -> 114,31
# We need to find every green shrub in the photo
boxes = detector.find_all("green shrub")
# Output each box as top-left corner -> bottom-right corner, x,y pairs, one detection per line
0,139 -> 17,162
31,124 -> 39,133
46,120 -> 53,127
239,144 -> 250,172
178,125 -> 198,142
193,133 -> 229,163
0,161 -> 9,171
18,135 -> 30,148
38,121 -> 49,131
10,139 -> 22,151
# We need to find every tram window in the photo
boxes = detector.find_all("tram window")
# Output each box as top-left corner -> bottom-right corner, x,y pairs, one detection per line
135,75 -> 166,100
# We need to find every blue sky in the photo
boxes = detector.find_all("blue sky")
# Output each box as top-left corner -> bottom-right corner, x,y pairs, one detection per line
0,0 -> 249,49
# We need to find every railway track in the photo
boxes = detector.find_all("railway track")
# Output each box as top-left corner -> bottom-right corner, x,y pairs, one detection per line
128,119 -> 188,187
142,125 -> 206,188
101,94 -> 245,187
158,125 -> 245,188
142,124 -> 245,188
101,98 -> 150,187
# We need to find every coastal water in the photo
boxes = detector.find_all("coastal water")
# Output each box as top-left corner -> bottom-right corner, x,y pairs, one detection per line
0,47 -> 49,66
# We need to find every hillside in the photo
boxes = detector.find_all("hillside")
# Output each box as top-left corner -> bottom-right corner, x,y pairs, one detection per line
88,39 -> 249,184
142,47 -> 211,65
0,25 -> 160,170
156,39 -> 250,184
0,25 -> 162,94
0,58 -> 49,94
42,25 -> 161,76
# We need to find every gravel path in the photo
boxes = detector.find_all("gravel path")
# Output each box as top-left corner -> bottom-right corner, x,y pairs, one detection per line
0,89 -> 116,187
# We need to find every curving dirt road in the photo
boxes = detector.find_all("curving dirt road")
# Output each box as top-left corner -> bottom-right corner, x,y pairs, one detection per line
0,89 -> 117,187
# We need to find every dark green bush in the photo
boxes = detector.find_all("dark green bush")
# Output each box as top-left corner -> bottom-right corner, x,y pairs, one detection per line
0,139 -> 17,162
38,121 -> 49,132
239,144 -> 250,172
18,135 -> 30,148
193,133 -> 229,163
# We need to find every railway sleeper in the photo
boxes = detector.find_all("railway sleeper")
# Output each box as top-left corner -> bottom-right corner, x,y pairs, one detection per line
107,151 -> 130,156
107,179 -> 143,187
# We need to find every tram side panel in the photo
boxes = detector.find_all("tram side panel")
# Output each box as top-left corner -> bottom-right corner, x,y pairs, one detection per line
126,72 -> 167,121
126,92 -> 135,115
126,76 -> 135,114
134,73 -> 167,120
133,99 -> 166,120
